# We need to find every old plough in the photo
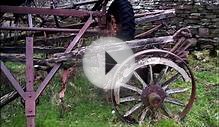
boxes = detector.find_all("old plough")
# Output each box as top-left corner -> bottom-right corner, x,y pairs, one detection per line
0,0 -> 196,126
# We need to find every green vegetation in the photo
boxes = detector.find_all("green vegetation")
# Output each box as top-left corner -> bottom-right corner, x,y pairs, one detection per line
1,50 -> 218,127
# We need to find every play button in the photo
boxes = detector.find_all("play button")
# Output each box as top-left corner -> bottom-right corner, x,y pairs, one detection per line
82,37 -> 135,89
105,51 -> 117,74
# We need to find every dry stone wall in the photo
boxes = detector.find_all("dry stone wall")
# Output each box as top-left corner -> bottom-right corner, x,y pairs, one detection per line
132,0 -> 219,50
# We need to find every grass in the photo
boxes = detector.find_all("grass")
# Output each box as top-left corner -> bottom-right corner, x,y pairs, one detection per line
0,50 -> 219,127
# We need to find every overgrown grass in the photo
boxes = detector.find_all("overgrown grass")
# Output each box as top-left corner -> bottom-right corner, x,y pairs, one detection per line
1,50 -> 218,127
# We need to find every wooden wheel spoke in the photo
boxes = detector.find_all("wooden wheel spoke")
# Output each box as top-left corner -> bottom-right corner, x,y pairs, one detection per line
164,97 -> 185,107
160,104 -> 172,118
121,83 -> 142,94
166,88 -> 189,95
149,65 -> 153,84
139,107 -> 149,124
161,73 -> 180,87
133,71 -> 147,88
120,96 -> 141,103
114,88 -> 120,104
155,66 -> 169,83
124,102 -> 143,117
162,85 -> 169,91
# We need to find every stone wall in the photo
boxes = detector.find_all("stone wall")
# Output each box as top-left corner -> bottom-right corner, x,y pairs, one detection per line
133,0 -> 219,50
175,3 -> 218,50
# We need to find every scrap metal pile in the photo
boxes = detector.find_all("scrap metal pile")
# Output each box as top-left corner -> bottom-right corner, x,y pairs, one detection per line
0,0 -> 196,126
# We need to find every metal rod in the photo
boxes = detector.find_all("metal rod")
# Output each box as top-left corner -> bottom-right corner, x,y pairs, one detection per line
0,26 -> 99,33
24,37 -> 36,127
135,24 -> 162,38
25,37 -> 34,92
28,14 -> 33,28
26,116 -> 35,127
50,0 -> 60,28
0,5 -> 102,17
0,61 -> 25,99
0,47 -> 66,54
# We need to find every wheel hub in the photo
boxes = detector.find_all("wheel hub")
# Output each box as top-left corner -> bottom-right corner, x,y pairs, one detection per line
141,85 -> 166,108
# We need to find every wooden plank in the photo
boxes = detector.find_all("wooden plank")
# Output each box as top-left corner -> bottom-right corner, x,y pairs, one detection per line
135,9 -> 175,24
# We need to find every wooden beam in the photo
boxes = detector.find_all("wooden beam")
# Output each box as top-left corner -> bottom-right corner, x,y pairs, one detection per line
135,9 -> 175,24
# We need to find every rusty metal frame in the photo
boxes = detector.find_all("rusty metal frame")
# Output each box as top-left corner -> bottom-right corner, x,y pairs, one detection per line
0,14 -> 94,127
0,1 -> 105,127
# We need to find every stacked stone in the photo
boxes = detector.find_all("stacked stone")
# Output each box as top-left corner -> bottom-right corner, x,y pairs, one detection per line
132,0 -> 219,50
176,4 -> 219,50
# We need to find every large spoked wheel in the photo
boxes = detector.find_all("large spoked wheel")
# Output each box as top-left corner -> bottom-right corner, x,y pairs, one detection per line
111,49 -> 196,124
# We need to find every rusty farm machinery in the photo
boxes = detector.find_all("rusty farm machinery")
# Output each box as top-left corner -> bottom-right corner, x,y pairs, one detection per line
0,0 -> 196,126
